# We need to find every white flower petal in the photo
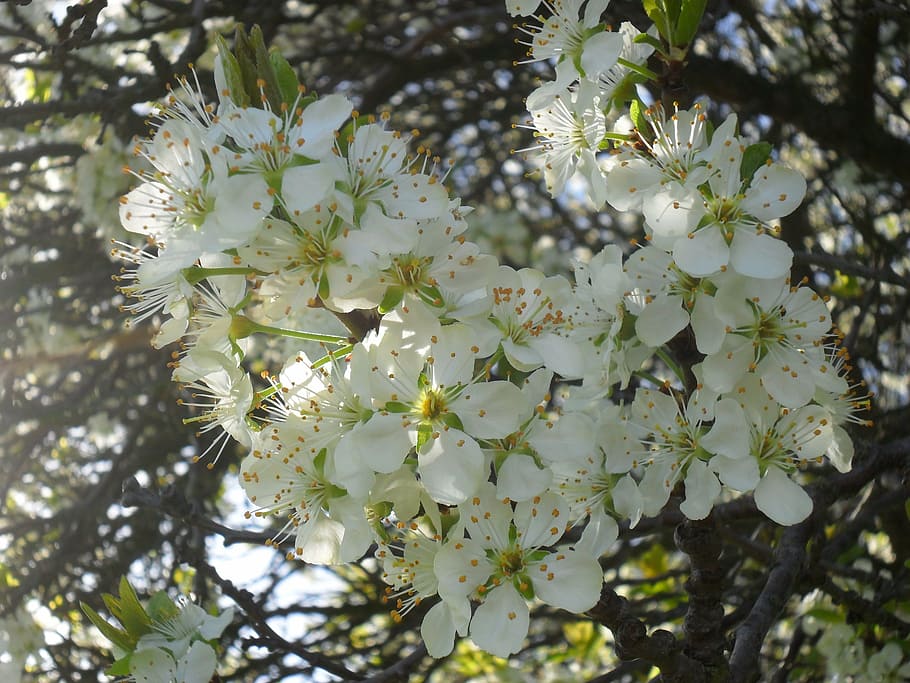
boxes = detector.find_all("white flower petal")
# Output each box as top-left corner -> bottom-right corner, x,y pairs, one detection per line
635,294 -> 690,347
577,509 -> 619,557
673,227 -> 728,277
711,454 -> 760,491
418,429 -> 484,505
690,294 -> 726,355
470,585 -> 529,657
455,381 -> 527,439
421,601 -> 457,658
282,163 -> 337,216
740,163 -> 806,221
729,229 -> 793,280
177,641 -> 217,683
496,454 -> 553,502
701,398 -> 750,459
533,549 -> 603,612
298,516 -> 345,564
130,647 -> 176,683
679,459 -> 721,520
580,31 -> 623,77
754,467 -> 813,525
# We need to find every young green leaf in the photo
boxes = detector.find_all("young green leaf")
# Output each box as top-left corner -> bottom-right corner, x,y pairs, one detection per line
81,602 -> 135,653
269,49 -> 301,107
674,0 -> 707,47
115,577 -> 152,637
250,25 -> 283,111
215,35 -> 249,107
740,141 -> 772,184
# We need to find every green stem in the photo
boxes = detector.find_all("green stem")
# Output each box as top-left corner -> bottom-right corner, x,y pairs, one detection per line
310,344 -> 355,369
632,369 -> 668,388
618,57 -> 660,82
242,319 -> 349,345
183,266 -> 261,285
654,346 -> 686,386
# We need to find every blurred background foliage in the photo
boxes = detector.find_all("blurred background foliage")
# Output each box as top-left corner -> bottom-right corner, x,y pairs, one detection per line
1,0 -> 909,681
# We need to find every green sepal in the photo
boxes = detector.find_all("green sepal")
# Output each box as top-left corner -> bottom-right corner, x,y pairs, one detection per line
619,310 -> 638,341
383,401 -> 412,413
629,99 -> 650,136
514,574 -> 535,600
379,286 -> 405,314
740,142 -> 772,184
317,272 -> 331,300
675,0 -> 707,46
80,602 -> 134,653
440,412 -> 465,432
419,284 -> 445,309
146,590 -> 179,623
269,50 -> 301,107
113,577 -> 152,637
416,422 -> 433,452
215,35 -> 249,107
106,654 -> 132,677
314,448 -> 328,474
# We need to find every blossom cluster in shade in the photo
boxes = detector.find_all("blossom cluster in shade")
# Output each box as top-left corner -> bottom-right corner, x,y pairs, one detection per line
112,1 -> 867,661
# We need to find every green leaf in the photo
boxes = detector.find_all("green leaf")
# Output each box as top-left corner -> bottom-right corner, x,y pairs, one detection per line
250,25 -> 283,111
115,577 -> 152,636
269,49 -> 301,107
81,603 -> 134,652
804,607 -> 844,623
232,25 -> 260,103
215,35 -> 249,107
674,0 -> 707,46
633,32 -> 666,54
379,286 -> 405,314
642,0 -> 679,43
739,141 -> 772,184
106,654 -> 132,677
831,272 -> 862,299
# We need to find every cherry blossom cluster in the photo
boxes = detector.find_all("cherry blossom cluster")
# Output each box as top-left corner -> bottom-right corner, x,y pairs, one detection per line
112,2 -> 867,662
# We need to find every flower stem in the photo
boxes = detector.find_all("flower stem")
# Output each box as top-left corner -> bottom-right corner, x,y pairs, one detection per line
239,318 -> 350,345
618,57 -> 660,82
655,346 -> 686,386
182,266 -> 262,285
